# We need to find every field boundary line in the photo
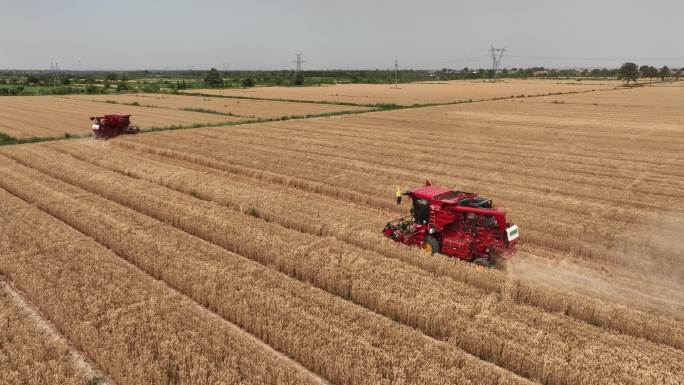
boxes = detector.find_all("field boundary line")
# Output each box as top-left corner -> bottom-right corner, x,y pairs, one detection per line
0,184 -> 331,385
0,275 -> 115,385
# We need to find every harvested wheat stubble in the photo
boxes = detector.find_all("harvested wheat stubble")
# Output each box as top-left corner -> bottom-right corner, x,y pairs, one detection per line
182,78 -> 618,106
5,146 -> 684,385
0,282 -> 91,385
0,188 -> 320,385
63,93 -> 372,119
0,155 -> 532,385
0,96 -> 238,138
533,82 -> 684,109
54,140 -> 684,351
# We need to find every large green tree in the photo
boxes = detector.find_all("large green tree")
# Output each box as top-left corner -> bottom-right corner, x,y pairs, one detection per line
293,72 -> 304,86
618,62 -> 639,85
203,68 -> 224,87
642,66 -> 658,83
659,66 -> 671,81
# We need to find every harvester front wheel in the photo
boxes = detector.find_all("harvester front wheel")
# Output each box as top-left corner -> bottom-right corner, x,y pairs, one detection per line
490,253 -> 508,271
422,236 -> 440,255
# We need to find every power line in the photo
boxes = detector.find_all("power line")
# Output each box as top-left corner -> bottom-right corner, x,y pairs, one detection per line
506,55 -> 684,62
394,53 -> 684,70
401,55 -> 490,68
293,53 -> 305,72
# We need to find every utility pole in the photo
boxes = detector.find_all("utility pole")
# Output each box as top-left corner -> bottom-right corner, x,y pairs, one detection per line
293,53 -> 305,72
489,46 -> 506,80
394,59 -> 399,88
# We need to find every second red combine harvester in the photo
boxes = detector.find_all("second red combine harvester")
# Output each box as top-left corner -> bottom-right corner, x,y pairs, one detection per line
383,181 -> 518,267
91,114 -> 139,139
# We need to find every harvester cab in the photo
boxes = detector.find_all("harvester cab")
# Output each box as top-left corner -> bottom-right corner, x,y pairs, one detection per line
383,181 -> 518,267
91,114 -> 139,139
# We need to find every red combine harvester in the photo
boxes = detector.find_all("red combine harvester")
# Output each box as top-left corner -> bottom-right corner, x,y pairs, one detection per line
383,181 -> 518,267
91,114 -> 139,139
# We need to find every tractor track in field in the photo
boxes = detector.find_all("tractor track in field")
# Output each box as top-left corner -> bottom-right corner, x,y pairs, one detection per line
0,277 -> 116,385
513,251 -> 684,320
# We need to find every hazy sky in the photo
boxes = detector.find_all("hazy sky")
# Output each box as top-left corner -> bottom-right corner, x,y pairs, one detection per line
1,0 -> 682,70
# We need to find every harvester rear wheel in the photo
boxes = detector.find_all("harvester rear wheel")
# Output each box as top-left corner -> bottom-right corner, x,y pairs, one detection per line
472,258 -> 491,268
422,236 -> 440,255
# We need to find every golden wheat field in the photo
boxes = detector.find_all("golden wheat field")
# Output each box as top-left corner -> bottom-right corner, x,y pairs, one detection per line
61,93 -> 372,119
184,78 -> 621,105
1,81 -> 683,385
0,96 -> 240,139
